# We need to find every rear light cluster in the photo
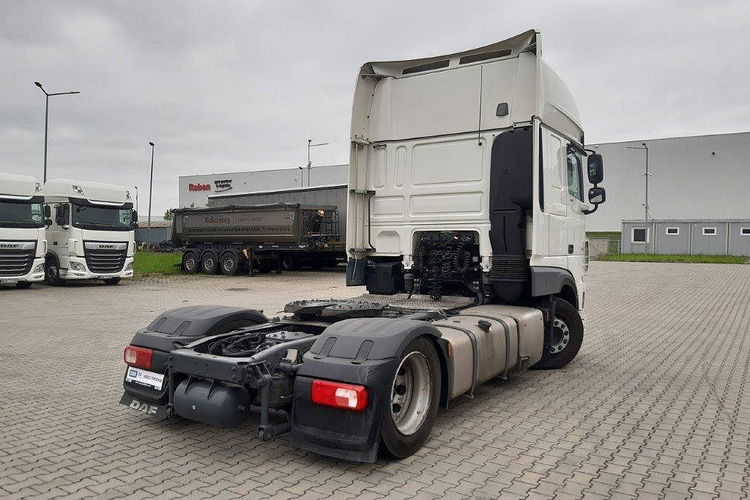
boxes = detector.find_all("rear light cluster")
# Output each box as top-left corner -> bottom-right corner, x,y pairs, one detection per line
311,379 -> 368,411
123,345 -> 153,370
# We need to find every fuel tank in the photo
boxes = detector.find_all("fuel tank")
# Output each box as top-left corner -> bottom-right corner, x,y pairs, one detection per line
435,305 -> 544,400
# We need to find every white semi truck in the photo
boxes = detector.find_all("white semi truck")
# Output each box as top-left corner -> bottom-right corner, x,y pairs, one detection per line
120,30 -> 606,462
44,179 -> 137,285
0,173 -> 46,288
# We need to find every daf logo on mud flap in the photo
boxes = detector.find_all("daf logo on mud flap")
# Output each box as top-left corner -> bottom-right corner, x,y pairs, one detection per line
129,399 -> 159,415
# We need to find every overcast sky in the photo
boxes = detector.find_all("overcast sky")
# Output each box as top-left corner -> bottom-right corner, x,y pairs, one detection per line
1,1 -> 748,215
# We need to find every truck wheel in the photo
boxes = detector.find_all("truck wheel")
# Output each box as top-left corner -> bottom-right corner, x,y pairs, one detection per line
281,255 -> 297,270
15,282 -> 32,289
535,297 -> 584,370
103,278 -> 121,285
182,252 -> 199,273
220,252 -> 239,276
380,337 -> 441,459
45,259 -> 63,285
201,252 -> 218,274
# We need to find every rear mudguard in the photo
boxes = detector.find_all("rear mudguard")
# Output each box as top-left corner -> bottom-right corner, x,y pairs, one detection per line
122,305 -> 268,406
290,318 -> 444,463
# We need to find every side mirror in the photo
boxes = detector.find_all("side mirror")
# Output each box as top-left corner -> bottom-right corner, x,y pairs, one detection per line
45,218 -> 52,227
588,186 -> 606,205
132,210 -> 139,223
587,153 -> 604,184
43,205 -> 51,218
55,205 -> 70,227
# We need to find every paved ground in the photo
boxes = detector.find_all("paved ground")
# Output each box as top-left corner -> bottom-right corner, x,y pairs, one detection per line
1,262 -> 749,499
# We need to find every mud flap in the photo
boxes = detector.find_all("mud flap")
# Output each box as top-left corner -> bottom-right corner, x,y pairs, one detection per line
119,392 -> 168,420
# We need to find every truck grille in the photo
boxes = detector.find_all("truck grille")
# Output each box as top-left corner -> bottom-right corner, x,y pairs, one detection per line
0,241 -> 36,277
84,241 -> 128,273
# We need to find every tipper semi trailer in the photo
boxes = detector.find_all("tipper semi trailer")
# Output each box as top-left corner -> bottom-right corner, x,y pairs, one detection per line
120,30 -> 606,462
44,179 -> 137,285
0,173 -> 46,288
172,200 -> 344,275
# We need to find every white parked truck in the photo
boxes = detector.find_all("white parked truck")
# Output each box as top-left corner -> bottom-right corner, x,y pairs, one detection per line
0,173 -> 46,288
44,179 -> 137,285
120,30 -> 606,462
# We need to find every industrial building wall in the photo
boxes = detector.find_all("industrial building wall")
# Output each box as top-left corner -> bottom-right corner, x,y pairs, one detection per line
587,132 -> 750,232
178,164 -> 348,208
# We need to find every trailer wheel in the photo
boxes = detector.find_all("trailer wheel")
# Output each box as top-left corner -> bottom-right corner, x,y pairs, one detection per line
535,297 -> 584,370
280,255 -> 297,270
380,337 -> 440,459
220,252 -> 239,276
182,252 -> 199,273
201,251 -> 219,274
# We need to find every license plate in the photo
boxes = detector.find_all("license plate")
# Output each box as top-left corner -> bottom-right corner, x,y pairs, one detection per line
98,274 -> 116,279
1,279 -> 19,284
125,367 -> 164,390
119,392 -> 167,419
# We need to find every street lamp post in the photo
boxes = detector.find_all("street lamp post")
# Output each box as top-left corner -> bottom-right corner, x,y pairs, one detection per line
628,142 -> 651,252
34,82 -> 80,182
307,139 -> 330,187
134,186 -> 139,213
147,142 -> 155,232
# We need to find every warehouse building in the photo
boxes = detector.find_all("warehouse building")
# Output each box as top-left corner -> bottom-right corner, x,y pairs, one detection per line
586,131 -> 750,232
179,164 -> 348,208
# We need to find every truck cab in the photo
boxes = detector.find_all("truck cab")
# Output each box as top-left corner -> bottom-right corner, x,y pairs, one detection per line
0,173 -> 46,288
43,179 -> 137,285
346,29 -> 605,311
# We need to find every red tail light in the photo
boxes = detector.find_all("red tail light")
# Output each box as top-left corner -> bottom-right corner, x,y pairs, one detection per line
124,345 -> 153,370
311,379 -> 368,411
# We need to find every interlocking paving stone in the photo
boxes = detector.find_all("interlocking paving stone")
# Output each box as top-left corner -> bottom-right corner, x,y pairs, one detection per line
1,262 -> 749,499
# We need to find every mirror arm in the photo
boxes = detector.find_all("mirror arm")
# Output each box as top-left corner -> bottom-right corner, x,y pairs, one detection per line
582,204 -> 599,215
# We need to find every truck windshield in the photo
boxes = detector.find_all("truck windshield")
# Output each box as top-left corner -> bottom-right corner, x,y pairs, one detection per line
0,199 -> 44,228
72,204 -> 133,231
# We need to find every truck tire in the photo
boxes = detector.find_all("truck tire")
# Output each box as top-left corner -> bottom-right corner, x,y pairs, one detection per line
281,255 -> 297,270
15,282 -> 32,289
535,297 -> 583,370
44,258 -> 63,286
103,278 -> 121,285
220,251 -> 239,276
201,251 -> 219,274
380,337 -> 441,459
182,251 -> 199,273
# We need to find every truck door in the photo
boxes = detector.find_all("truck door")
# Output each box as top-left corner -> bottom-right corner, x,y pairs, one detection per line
563,143 -> 586,296
47,203 -> 69,261
541,129 -> 568,260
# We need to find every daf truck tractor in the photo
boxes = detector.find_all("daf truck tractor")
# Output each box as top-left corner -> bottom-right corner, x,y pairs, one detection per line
0,173 -> 46,288
120,30 -> 606,462
44,179 -> 137,285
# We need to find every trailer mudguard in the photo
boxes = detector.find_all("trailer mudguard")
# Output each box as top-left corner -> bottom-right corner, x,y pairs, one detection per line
291,318 -> 442,463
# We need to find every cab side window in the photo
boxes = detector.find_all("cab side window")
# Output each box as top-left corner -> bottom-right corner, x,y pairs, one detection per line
566,148 -> 583,201
542,130 -> 566,216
